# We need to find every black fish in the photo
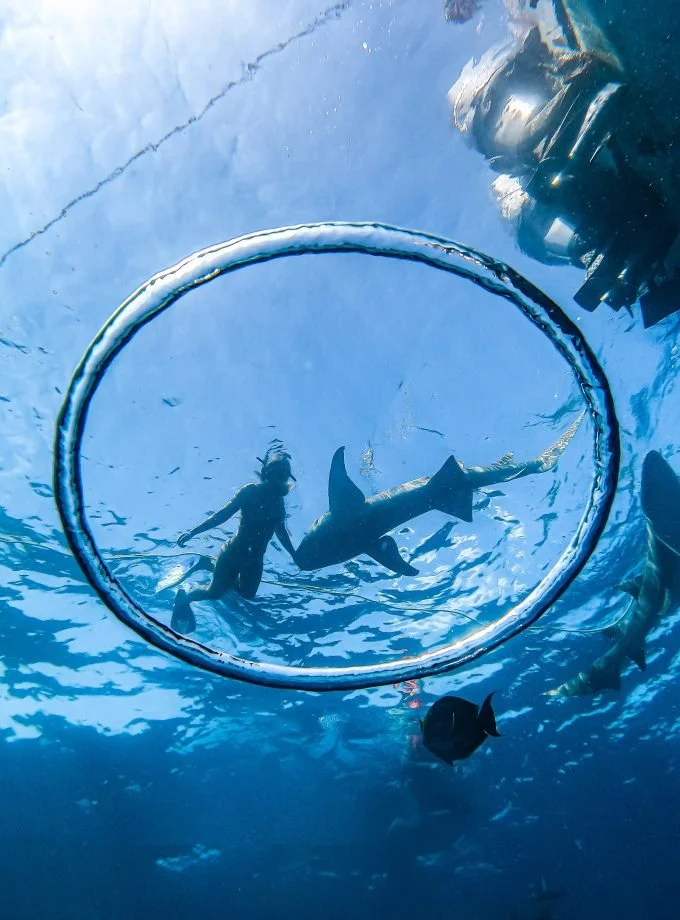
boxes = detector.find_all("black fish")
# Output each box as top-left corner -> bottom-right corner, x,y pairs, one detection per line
420,693 -> 500,765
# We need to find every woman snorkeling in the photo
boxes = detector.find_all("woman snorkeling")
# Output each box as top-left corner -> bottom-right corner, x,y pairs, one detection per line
171,449 -> 298,634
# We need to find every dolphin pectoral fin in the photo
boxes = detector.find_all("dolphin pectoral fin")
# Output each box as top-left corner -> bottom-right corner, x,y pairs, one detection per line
428,455 -> 473,523
328,447 -> 366,516
603,625 -> 646,669
366,536 -> 419,576
625,640 -> 647,672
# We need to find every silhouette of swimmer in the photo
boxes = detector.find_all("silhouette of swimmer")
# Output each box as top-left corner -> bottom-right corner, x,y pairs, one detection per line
171,451 -> 298,634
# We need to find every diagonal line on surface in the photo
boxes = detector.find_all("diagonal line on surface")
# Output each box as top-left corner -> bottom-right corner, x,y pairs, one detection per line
0,1 -> 350,271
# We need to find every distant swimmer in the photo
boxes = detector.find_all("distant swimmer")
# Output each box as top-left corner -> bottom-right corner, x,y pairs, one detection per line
171,450 -> 298,634
295,415 -> 584,576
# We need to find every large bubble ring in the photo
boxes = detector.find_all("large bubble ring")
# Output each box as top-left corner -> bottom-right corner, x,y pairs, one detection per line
54,222 -> 619,690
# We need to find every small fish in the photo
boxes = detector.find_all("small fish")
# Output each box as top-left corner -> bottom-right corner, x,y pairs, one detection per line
420,693 -> 500,765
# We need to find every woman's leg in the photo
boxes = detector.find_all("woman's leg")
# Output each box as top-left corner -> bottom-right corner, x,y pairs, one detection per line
171,543 -> 240,633
236,554 -> 264,600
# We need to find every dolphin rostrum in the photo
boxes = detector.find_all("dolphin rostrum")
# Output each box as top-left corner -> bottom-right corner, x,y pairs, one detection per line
548,450 -> 680,698
295,415 -> 583,576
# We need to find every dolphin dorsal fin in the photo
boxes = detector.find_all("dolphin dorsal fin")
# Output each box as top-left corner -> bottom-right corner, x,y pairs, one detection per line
328,447 -> 366,515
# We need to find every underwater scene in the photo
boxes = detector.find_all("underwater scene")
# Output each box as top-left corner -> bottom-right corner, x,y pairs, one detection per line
2,1 -> 679,918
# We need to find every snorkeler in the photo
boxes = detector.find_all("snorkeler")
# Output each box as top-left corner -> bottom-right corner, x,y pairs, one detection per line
171,450 -> 298,634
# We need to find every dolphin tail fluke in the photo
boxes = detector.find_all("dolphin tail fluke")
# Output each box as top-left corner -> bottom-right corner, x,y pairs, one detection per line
429,455 -> 473,522
478,692 -> 500,737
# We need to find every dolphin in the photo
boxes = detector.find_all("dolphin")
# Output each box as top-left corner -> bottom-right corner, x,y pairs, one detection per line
548,450 -> 680,698
295,415 -> 583,576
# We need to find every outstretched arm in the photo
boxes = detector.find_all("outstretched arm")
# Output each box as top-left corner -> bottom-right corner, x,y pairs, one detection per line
464,414 -> 585,489
463,458 -> 533,489
275,521 -> 298,564
178,487 -> 248,547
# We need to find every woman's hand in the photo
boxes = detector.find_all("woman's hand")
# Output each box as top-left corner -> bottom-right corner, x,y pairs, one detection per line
177,532 -> 193,548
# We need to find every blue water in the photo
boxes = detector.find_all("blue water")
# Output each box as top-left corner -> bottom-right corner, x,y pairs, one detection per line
1,2 -> 680,918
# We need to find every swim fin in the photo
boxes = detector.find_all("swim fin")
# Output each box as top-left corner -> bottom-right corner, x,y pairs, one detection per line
171,589 -> 196,635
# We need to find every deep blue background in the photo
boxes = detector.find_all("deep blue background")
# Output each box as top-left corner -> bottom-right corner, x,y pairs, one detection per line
1,2 -> 679,918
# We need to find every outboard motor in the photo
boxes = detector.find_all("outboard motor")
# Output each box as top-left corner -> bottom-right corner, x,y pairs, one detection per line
448,0 -> 680,327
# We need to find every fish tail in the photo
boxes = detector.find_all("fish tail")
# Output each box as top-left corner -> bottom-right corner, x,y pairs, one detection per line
479,692 -> 500,737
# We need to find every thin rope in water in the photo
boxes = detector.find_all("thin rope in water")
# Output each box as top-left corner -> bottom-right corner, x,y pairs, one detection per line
104,547 -> 650,635
0,532 -> 641,637
529,596 -> 635,634
0,533 -> 479,623
656,532 -> 680,561
259,577 -> 482,625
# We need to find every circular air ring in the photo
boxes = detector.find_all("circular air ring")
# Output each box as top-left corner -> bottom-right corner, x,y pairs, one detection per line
54,222 -> 620,691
